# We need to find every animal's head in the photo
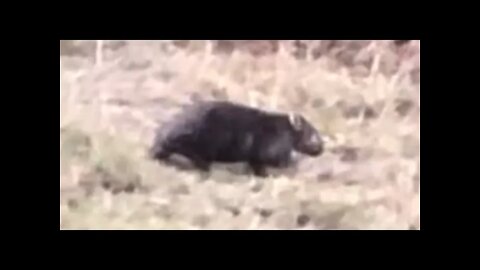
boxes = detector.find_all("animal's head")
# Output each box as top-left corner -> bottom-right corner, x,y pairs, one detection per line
288,113 -> 324,156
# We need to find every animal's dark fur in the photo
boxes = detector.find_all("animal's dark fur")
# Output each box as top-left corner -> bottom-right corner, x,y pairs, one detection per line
149,101 -> 324,177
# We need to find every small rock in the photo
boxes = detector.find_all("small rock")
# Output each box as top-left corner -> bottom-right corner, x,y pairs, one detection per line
122,60 -> 152,70
190,93 -> 204,103
250,182 -> 263,193
171,184 -> 190,195
394,40 -> 411,46
111,185 -> 124,194
343,105 -> 362,118
225,206 -> 241,217
256,208 -> 273,218
213,41 -> 235,54
67,199 -> 79,209
124,182 -> 136,193
154,70 -> 176,82
395,98 -> 415,117
363,106 -> 378,119
312,98 -> 325,108
318,171 -> 333,182
193,215 -> 210,227
296,214 -> 311,227
344,180 -> 358,186
333,146 -> 360,162
101,179 -> 112,190
211,88 -> 228,100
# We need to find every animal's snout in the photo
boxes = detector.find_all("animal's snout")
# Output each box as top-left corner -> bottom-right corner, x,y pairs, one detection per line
305,143 -> 324,156
302,133 -> 325,156
296,136 -> 323,156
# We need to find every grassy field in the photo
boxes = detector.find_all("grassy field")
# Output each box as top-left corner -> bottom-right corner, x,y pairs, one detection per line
60,40 -> 420,229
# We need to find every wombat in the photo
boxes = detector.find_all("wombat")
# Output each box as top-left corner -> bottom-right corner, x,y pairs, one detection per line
149,100 -> 324,177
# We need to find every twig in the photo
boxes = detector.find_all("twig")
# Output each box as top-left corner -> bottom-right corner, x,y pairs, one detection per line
95,40 -> 104,67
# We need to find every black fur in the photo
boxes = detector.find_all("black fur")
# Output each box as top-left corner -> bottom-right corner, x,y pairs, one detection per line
149,101 -> 324,177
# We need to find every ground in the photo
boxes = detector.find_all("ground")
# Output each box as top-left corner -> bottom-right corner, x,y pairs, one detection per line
60,40 -> 420,230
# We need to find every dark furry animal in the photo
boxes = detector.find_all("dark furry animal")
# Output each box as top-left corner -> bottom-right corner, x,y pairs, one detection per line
149,101 -> 324,177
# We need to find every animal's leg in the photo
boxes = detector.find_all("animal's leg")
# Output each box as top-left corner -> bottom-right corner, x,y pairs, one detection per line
149,142 -> 172,160
189,155 -> 211,171
172,146 -> 211,171
249,162 -> 269,177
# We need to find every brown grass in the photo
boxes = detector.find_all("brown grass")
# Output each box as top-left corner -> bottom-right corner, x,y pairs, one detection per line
60,40 -> 420,230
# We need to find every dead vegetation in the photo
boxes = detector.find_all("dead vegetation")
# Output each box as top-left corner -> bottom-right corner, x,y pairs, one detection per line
60,40 -> 420,230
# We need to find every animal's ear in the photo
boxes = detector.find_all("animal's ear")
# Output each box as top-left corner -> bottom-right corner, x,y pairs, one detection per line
288,112 -> 304,131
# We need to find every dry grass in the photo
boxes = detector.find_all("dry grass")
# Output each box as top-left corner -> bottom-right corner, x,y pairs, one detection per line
60,40 -> 420,230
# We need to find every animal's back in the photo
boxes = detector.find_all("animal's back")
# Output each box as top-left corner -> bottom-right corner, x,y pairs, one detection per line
149,101 -> 256,157
173,101 -> 270,161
